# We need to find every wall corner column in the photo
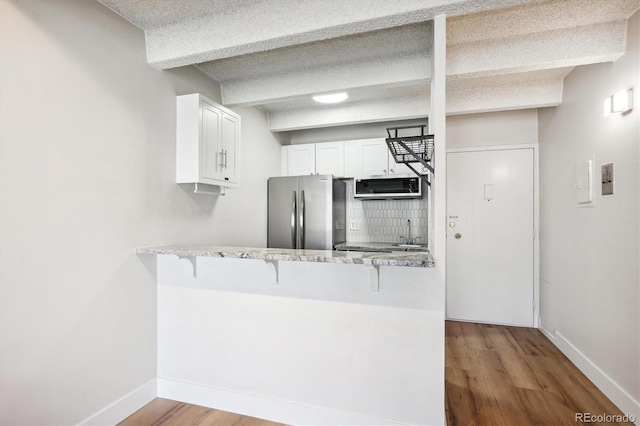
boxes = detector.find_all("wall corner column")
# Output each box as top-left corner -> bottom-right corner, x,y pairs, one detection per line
430,14 -> 447,294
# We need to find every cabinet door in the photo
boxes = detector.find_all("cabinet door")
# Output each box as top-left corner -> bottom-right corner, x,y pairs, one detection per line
343,140 -> 359,178
201,101 -> 223,181
221,112 -> 240,184
387,154 -> 415,176
286,145 -> 316,176
359,138 -> 389,176
315,141 -> 344,177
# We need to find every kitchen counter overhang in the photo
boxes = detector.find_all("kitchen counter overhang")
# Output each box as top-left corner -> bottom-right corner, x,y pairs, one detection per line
136,245 -> 434,268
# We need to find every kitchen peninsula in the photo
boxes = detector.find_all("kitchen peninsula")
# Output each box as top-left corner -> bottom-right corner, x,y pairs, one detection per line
137,245 -> 444,425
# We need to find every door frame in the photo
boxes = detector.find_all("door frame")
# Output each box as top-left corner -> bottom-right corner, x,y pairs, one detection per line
445,144 -> 539,327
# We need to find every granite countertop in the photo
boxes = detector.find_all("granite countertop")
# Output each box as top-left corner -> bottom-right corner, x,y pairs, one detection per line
136,245 -> 434,268
335,241 -> 429,253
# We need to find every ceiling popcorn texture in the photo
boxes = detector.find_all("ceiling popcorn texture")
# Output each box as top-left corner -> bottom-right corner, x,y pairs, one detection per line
100,0 -> 640,131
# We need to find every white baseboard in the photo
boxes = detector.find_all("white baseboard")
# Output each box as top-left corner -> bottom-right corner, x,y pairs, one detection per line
157,377 -> 403,426
537,321 -> 555,343
79,379 -> 157,426
553,332 -> 640,424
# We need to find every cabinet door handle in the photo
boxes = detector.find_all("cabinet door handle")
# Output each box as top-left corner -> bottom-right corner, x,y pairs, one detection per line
383,169 -> 387,174
222,149 -> 228,168
390,169 -> 394,173
219,151 -> 224,169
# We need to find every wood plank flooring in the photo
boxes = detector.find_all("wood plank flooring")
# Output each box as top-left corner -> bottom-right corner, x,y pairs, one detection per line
118,398 -> 283,426
445,320 -> 629,425
119,321 -> 629,425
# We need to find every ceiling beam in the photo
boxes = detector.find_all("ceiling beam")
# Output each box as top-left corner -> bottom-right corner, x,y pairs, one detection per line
127,0 -> 538,69
447,77 -> 563,115
448,20 -> 627,79
269,94 -> 431,132
218,60 -> 430,108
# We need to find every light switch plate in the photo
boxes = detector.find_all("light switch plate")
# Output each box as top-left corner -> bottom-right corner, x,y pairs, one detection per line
350,220 -> 360,231
601,163 -> 614,195
576,158 -> 594,205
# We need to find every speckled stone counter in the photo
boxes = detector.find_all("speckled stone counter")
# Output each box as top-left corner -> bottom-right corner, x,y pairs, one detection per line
335,241 -> 429,253
136,245 -> 434,268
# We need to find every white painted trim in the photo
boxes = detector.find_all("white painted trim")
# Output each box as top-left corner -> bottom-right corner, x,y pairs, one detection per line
157,377 -> 403,426
431,14 -> 447,331
78,379 -> 157,426
554,333 -> 640,423
445,144 -> 540,327
532,145 -> 540,328
537,321 -> 555,343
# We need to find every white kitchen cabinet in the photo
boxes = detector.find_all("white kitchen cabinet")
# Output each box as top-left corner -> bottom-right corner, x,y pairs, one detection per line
281,138 -> 417,179
359,138 -> 389,176
283,142 -> 345,177
343,141 -> 359,177
390,158 -> 415,176
176,93 -> 241,188
355,138 -> 414,177
283,144 -> 316,176
315,141 -> 344,176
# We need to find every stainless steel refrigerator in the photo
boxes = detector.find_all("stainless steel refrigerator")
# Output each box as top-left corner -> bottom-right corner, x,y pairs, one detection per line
268,175 -> 346,250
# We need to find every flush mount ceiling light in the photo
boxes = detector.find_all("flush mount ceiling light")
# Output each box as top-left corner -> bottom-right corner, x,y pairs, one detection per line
312,92 -> 348,104
604,88 -> 633,116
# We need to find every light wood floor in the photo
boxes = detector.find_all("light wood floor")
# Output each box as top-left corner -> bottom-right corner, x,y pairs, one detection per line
446,320 -> 627,425
120,321 -> 627,426
118,398 -> 283,426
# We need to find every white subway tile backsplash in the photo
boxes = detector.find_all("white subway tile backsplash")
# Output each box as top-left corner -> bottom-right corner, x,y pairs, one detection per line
344,179 -> 428,243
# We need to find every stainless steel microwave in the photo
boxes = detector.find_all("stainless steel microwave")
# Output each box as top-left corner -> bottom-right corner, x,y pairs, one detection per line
354,176 -> 422,199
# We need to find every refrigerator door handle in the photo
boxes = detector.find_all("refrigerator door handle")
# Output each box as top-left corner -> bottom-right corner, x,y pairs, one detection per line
291,191 -> 297,249
300,190 -> 305,249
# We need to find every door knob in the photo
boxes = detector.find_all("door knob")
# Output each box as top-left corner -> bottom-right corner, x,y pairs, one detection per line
455,233 -> 462,239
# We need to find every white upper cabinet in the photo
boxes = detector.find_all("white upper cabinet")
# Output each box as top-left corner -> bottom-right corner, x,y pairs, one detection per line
284,144 -> 316,176
176,93 -> 241,188
343,141 -> 359,178
282,142 -> 345,177
220,112 -> 240,184
315,141 -> 344,176
389,155 -> 414,176
281,138 -> 419,179
359,138 -> 389,176
354,138 -> 414,177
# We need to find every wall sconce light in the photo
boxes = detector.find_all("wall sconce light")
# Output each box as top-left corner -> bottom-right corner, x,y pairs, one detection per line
604,88 -> 633,116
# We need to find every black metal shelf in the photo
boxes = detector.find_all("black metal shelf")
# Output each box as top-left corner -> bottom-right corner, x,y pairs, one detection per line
385,125 -> 434,186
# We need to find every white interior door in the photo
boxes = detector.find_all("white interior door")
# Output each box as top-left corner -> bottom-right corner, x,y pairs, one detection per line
446,148 -> 534,326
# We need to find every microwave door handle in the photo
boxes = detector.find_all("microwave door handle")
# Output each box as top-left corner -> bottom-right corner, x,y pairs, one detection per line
291,191 -> 297,249
299,190 -> 305,249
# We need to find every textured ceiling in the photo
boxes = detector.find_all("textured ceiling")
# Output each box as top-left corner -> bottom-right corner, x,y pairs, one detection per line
99,0 -> 640,131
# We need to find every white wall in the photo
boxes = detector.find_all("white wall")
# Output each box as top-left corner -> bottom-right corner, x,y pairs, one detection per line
0,0 -> 281,424
446,109 -> 538,148
538,10 -> 639,419
156,255 -> 445,425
